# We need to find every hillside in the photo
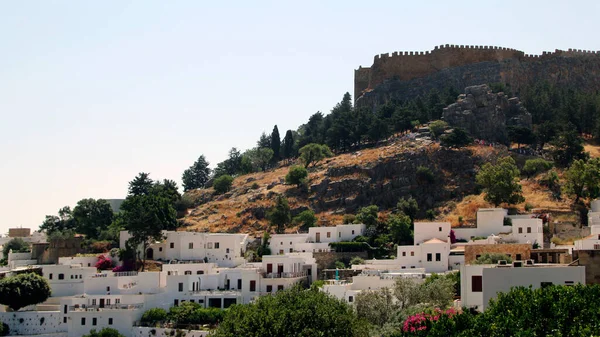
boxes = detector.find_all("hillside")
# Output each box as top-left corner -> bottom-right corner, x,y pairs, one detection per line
180,135 -> 585,236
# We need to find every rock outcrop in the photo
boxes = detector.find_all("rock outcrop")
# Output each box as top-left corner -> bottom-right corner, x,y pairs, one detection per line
442,84 -> 532,143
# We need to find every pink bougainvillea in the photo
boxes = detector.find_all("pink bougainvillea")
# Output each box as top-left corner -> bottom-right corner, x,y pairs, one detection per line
95,255 -> 114,270
403,308 -> 457,333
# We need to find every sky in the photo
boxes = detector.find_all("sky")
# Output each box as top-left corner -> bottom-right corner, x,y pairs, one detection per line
1,0 -> 599,234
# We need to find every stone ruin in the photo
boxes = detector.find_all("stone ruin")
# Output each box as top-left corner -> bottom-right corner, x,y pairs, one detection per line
442,84 -> 532,144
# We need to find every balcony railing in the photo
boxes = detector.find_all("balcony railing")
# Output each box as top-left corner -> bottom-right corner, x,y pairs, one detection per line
261,271 -> 307,279
91,271 -> 138,278
69,303 -> 143,311
190,290 -> 241,296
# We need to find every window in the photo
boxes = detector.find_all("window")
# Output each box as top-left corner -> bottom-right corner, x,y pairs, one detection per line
411,251 -> 414,256
278,285 -> 284,291
402,251 -> 406,257
185,271 -> 192,275
290,241 -> 292,245
81,318 -> 86,326
49,273 -> 52,280
174,299 -> 179,306
115,299 -> 120,304
64,305 -> 68,314
352,230 -> 355,235
411,266 -> 415,269
159,247 -> 163,252
93,318 -> 97,326
190,300 -> 194,303
226,248 -> 230,253
63,317 -> 67,324
289,248 -> 293,253
170,242 -> 174,249
401,266 -> 406,269
527,227 -> 532,233
518,227 -> 523,234
338,232 -> 341,238
189,243 -> 193,249
215,242 -> 220,249
58,274 -> 64,280
250,280 -> 256,292
541,282 -> 553,288
472,276 -> 482,292
238,279 -> 242,290
106,299 -> 111,305
439,227 -> 442,232
279,249 -> 284,255
70,275 -> 73,279
595,244 -> 600,250
327,232 -> 331,238
106,286 -> 110,292
348,296 -> 354,303
207,242 -> 213,249
108,318 -> 113,325
516,254 -> 522,260
197,270 -> 204,275
427,253 -> 432,262
178,282 -> 184,292
266,285 -> 273,292
435,253 -> 441,261
92,299 -> 97,306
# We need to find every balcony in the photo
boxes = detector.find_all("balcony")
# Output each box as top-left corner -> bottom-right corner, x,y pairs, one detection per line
69,303 -> 143,311
261,271 -> 307,279
91,271 -> 138,278
190,290 -> 241,296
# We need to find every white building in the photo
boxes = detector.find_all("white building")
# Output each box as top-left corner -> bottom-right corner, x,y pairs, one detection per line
574,234 -> 600,250
120,231 -> 250,267
268,224 -> 367,254
460,262 -> 585,311
454,208 -> 543,245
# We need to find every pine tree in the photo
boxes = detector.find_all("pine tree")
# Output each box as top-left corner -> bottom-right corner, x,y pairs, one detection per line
270,125 -> 281,161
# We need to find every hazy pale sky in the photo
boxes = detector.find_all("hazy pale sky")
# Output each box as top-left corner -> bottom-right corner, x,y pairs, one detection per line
1,1 -> 599,234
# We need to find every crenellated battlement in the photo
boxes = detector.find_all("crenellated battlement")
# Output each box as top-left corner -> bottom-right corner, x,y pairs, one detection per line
355,44 -> 600,100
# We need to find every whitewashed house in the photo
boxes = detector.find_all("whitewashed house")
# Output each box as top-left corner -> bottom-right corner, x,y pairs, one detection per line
268,224 -> 367,254
454,208 -> 543,245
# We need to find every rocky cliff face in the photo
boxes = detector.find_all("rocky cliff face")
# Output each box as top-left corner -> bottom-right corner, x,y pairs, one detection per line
356,56 -> 600,111
442,84 -> 532,143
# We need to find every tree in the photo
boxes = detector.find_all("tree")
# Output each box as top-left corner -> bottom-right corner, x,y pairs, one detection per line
522,158 -> 553,178
565,158 -> 600,202
213,286 -> 367,337
2,238 -> 30,259
141,308 -> 168,325
507,126 -> 535,148
82,328 -> 126,337
397,197 -> 419,223
551,125 -> 588,167
270,125 -> 281,161
182,155 -> 211,191
298,143 -> 333,168
387,213 -> 413,245
267,195 -> 291,234
473,253 -> 513,264
128,172 -> 154,196
121,188 -> 177,270
72,198 -> 114,239
428,120 -> 448,139
246,147 -> 274,172
292,210 -> 317,229
213,175 -> 234,194
0,273 -> 51,311
282,129 -> 296,160
355,205 -> 379,228
355,288 -> 397,327
440,128 -> 473,148
257,132 -> 271,149
476,156 -> 525,206
40,206 -> 76,234
285,166 -> 308,187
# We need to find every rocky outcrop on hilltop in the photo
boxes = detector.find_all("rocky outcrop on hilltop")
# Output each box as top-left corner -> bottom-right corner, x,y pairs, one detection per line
442,84 -> 532,144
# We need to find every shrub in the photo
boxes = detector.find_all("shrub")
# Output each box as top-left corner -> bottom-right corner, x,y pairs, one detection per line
292,210 -> 317,229
0,273 -> 51,311
334,260 -> 346,269
440,128 -> 473,148
426,209 -> 436,220
473,253 -> 512,264
141,308 -> 168,325
523,158 -> 553,178
2,238 -> 30,259
343,214 -> 356,224
329,242 -> 369,252
0,322 -> 8,336
213,175 -> 234,194
350,256 -> 364,265
285,165 -> 308,187
416,166 -> 435,184
95,255 -> 114,270
428,120 -> 448,139
525,203 -> 534,212
251,182 -> 259,189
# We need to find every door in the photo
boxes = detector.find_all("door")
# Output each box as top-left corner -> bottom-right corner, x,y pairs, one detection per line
99,299 -> 105,308
267,263 -> 273,274
316,232 -> 321,243
146,248 -> 154,260
277,264 -> 284,275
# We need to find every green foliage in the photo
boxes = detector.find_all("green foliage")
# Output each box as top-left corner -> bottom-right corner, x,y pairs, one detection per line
267,195 -> 291,234
476,156 -> 524,206
387,213 -> 413,245
565,158 -> 600,201
355,205 -> 379,227
0,322 -> 8,336
285,166 -> 308,187
257,132 -> 271,149
213,175 -> 234,194
2,238 -> 30,259
329,242 -> 369,252
522,158 -> 553,178
440,128 -> 473,148
72,198 -> 114,240
213,286 -> 367,337
245,147 -> 274,172
40,206 -> 76,235
128,172 -> 154,196
473,253 -> 513,264
282,129 -> 296,160
182,155 -> 211,191
334,260 -> 346,269
397,197 -> 419,222
298,143 -> 333,168
82,328 -> 126,337
416,166 -> 435,184
525,203 -> 534,212
141,307 -> 168,325
425,209 -> 436,220
0,273 -> 51,311
270,125 -> 281,161
507,125 -> 535,147
165,302 -> 226,326
551,124 -> 588,167
292,210 -> 316,229
428,120 -> 448,139
350,256 -> 364,265
343,214 -> 356,224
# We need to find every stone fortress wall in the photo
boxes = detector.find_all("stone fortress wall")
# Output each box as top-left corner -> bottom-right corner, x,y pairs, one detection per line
355,44 -> 600,101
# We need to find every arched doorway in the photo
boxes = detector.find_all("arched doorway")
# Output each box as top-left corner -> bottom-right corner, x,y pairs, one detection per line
146,248 -> 154,260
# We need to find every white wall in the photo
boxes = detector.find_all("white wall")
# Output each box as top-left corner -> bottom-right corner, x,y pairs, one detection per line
0,311 -> 66,335
574,235 -> 600,250
414,222 -> 450,244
